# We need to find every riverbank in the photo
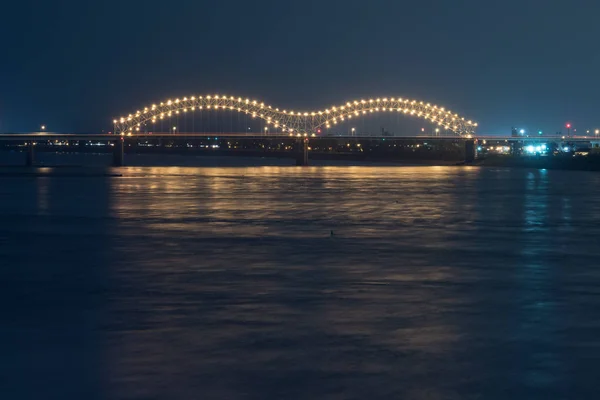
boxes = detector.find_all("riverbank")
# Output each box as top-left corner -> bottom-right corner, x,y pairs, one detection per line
0,166 -> 122,177
4,148 -> 600,171
0,149 -> 462,168
478,154 -> 600,171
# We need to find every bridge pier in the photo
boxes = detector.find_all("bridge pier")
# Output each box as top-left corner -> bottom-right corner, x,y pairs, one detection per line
465,139 -> 476,163
113,138 -> 124,166
25,142 -> 35,167
296,138 -> 309,166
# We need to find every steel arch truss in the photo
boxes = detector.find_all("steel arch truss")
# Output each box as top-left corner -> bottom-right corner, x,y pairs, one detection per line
115,94 -> 478,137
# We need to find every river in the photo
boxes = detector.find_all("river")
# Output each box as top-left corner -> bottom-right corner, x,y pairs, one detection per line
1,158 -> 600,399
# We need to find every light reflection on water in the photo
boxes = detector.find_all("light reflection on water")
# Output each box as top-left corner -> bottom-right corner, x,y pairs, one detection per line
2,165 -> 600,399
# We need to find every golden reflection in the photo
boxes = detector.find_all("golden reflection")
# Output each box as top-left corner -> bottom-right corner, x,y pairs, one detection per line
103,165 -> 545,398
108,166 -> 483,240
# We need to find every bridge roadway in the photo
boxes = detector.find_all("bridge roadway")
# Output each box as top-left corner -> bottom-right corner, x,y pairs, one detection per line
1,132 -> 459,140
0,132 -> 597,142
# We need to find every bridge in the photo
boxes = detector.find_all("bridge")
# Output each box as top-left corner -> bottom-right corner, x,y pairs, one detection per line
2,93 -> 596,167
0,93 -> 484,166
113,94 -> 479,137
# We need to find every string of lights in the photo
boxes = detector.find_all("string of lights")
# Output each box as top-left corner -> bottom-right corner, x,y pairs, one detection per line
114,95 -> 477,137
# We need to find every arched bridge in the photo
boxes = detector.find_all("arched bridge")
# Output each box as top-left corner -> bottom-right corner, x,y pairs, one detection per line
114,94 -> 478,137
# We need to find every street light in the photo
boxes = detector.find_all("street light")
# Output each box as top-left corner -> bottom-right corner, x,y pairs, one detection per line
435,128 -> 440,136
172,126 -> 177,134
264,127 -> 268,135
41,125 -> 46,131
351,127 -> 356,136
596,129 -> 599,136
566,123 -> 571,137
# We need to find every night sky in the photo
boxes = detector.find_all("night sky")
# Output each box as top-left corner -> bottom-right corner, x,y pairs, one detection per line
1,0 -> 598,135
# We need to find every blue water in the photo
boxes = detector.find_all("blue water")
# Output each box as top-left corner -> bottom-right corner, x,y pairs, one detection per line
1,159 -> 600,399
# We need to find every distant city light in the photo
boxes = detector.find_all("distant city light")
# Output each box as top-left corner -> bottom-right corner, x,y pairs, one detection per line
41,125 -> 46,131
525,144 -> 548,154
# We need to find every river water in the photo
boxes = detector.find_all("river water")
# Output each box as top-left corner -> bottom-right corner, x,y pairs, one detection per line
1,158 -> 600,399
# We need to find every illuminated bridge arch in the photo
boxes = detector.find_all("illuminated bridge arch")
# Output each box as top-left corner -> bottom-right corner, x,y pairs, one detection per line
114,94 -> 478,137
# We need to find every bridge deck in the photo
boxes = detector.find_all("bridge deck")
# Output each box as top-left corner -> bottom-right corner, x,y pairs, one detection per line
0,133 -> 596,142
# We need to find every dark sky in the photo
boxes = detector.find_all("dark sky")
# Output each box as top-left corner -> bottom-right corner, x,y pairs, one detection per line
1,0 -> 598,134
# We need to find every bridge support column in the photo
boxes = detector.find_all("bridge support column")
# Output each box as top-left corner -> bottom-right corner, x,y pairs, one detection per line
465,139 -> 476,163
296,138 -> 309,166
113,138 -> 124,167
25,142 -> 35,167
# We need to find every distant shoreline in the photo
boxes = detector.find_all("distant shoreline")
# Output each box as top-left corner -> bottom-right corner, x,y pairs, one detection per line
2,149 -> 600,171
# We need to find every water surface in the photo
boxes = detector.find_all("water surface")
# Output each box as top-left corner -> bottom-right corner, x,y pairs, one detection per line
1,164 -> 600,399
